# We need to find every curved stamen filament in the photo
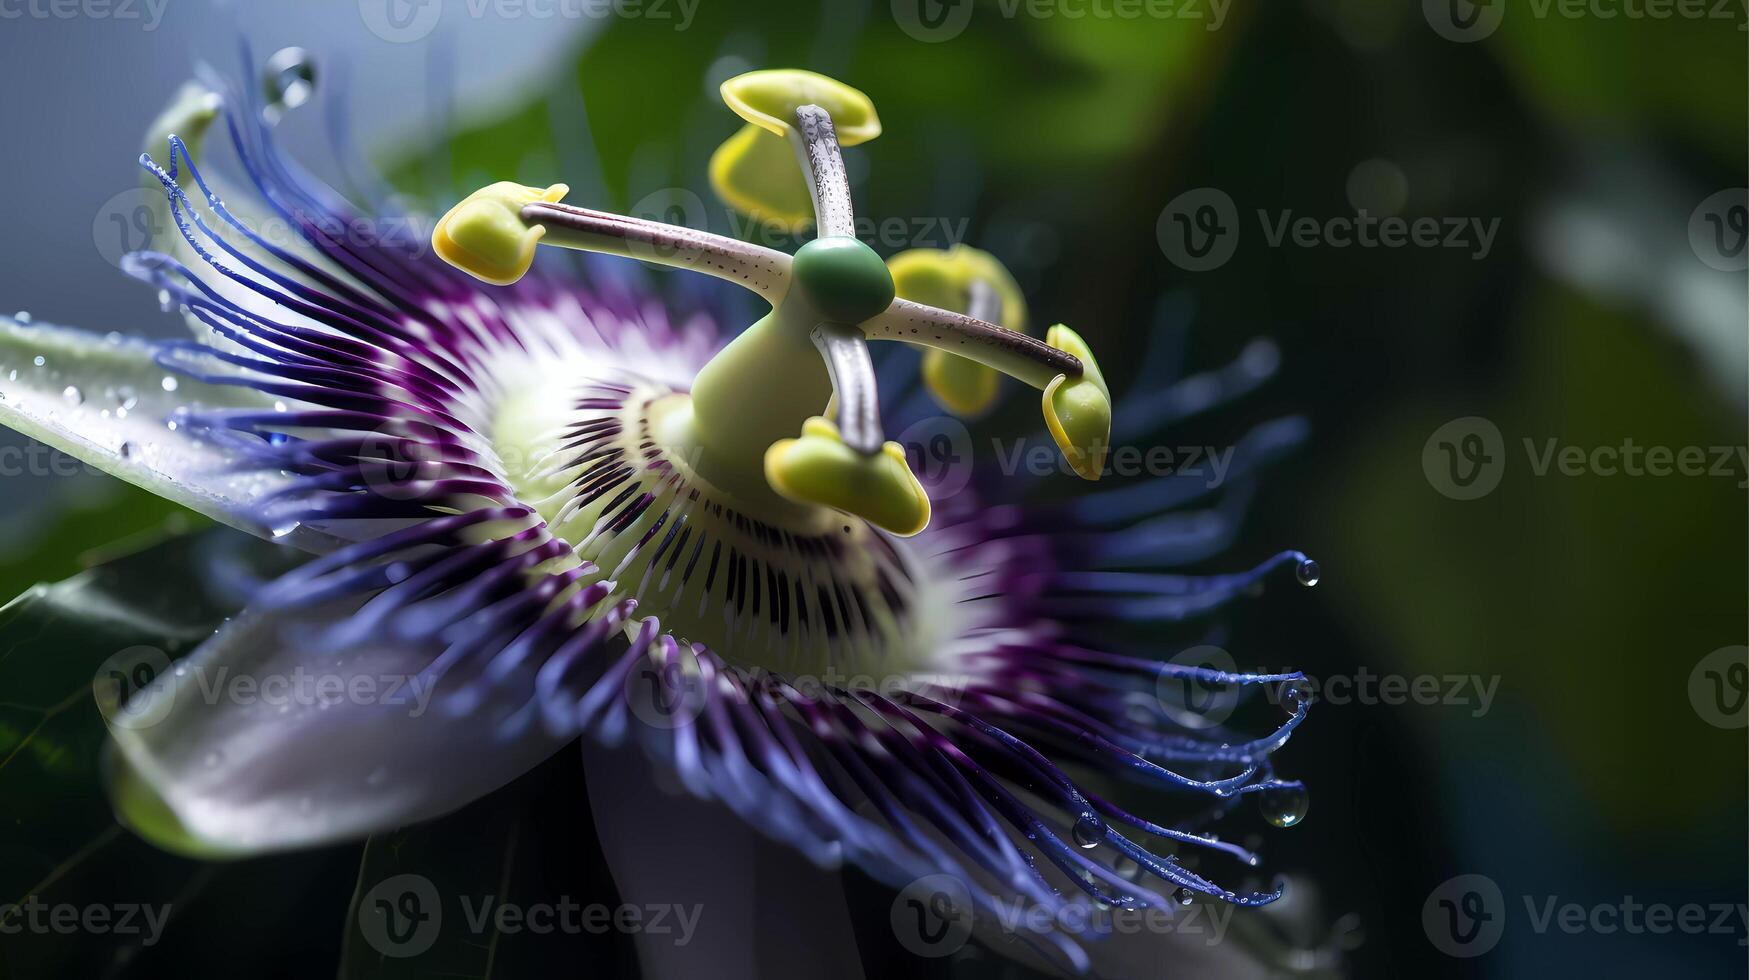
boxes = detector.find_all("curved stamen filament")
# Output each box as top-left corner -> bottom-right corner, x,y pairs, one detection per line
864,298 -> 1082,391
518,201 -> 792,305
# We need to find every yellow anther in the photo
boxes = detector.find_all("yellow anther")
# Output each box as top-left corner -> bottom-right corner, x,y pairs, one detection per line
432,181 -> 569,285
888,246 -> 1029,417
764,416 -> 930,537
719,69 -> 881,145
708,123 -> 815,233
1040,324 -> 1110,482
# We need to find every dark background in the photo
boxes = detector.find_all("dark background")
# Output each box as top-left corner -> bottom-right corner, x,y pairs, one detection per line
0,1 -> 1744,977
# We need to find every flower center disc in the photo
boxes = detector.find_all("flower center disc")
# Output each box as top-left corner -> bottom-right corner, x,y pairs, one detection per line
491,373 -> 956,677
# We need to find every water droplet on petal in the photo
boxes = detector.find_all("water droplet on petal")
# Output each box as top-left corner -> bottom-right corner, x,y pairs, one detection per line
1172,887 -> 1196,907
264,47 -> 316,116
33,356 -> 46,367
1258,783 -> 1309,828
160,376 -> 179,392
62,386 -> 82,406
1295,558 -> 1321,587
14,311 -> 31,324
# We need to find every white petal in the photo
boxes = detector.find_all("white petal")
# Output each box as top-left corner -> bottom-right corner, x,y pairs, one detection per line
0,316 -> 346,550
581,738 -> 866,980
107,597 -> 570,856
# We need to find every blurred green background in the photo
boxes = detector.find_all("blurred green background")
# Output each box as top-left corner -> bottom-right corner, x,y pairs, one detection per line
0,1 -> 1743,977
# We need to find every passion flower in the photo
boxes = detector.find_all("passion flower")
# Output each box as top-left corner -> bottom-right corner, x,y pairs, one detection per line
0,58 -> 1318,975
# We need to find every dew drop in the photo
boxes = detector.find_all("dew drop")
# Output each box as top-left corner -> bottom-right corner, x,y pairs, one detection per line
1071,812 -> 1103,849
1258,784 -> 1309,829
263,47 -> 316,115
160,375 -> 179,392
14,311 -> 31,324
61,385 -> 83,406
119,441 -> 134,458
1294,558 -> 1321,587
1172,887 -> 1196,907
33,355 -> 46,367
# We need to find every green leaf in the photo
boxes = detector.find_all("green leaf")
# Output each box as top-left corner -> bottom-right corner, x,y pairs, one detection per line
0,528 -> 299,976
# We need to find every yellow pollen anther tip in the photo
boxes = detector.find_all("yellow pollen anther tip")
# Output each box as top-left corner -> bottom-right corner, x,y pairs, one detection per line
763,417 -> 931,537
433,181 -> 569,286
1041,324 -> 1111,482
